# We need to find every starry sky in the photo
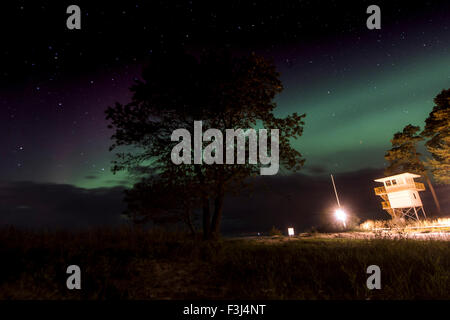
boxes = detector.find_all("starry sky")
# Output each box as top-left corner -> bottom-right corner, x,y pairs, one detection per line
1,0 -> 449,190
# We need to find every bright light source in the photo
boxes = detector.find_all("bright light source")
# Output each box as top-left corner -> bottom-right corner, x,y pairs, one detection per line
288,227 -> 295,236
335,209 -> 346,221
335,209 -> 347,227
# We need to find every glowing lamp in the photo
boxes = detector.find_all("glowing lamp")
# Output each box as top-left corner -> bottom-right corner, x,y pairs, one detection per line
288,227 -> 295,236
335,209 -> 347,227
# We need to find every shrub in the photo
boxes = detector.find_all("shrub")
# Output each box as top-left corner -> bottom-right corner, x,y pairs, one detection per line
268,226 -> 282,236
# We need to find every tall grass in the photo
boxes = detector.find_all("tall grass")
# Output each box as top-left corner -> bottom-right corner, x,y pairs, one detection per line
0,226 -> 448,299
360,218 -> 450,232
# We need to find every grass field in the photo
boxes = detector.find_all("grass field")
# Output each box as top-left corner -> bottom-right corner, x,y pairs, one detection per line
0,227 -> 448,300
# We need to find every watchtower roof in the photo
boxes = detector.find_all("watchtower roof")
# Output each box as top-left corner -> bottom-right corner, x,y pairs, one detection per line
374,172 -> 421,183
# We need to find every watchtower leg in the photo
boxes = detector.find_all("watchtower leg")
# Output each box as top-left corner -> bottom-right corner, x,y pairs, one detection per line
413,207 -> 419,220
421,206 -> 426,219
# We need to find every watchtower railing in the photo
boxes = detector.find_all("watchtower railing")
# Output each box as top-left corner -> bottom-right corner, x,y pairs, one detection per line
414,182 -> 425,191
375,182 -> 425,195
381,201 -> 391,209
374,186 -> 386,195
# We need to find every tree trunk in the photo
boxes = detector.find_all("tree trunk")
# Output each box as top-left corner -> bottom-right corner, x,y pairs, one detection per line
202,198 -> 212,240
424,175 -> 441,214
412,153 -> 441,215
185,208 -> 196,236
195,166 -> 213,240
210,192 -> 225,239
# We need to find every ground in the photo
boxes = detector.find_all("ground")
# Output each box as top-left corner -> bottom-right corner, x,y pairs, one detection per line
246,230 -> 450,242
0,227 -> 448,300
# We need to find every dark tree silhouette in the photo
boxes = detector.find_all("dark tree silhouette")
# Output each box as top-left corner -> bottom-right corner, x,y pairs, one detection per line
422,88 -> 450,185
106,50 -> 306,239
384,124 -> 440,214
123,177 -> 198,235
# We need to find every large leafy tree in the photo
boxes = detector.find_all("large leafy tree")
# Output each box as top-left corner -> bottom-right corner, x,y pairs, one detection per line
384,124 -> 440,213
106,50 -> 306,239
123,176 -> 198,235
422,89 -> 450,185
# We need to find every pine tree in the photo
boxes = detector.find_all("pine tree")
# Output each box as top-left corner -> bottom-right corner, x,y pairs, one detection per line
385,125 -> 425,175
384,124 -> 441,213
422,89 -> 450,185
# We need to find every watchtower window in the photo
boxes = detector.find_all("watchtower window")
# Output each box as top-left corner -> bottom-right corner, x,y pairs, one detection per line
386,180 -> 392,186
392,179 -> 397,185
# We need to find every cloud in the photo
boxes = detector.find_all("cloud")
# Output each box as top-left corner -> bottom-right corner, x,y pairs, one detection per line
304,165 -> 327,174
105,179 -> 130,186
0,181 -> 126,229
84,175 -> 98,180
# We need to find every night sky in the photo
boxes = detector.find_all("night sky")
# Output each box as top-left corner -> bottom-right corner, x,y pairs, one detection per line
1,1 -> 449,229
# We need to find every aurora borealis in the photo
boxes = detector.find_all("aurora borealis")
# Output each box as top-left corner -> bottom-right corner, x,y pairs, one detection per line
280,35 -> 450,175
1,1 -> 449,192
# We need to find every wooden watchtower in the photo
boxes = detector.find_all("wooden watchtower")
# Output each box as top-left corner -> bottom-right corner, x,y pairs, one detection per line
374,173 -> 426,220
